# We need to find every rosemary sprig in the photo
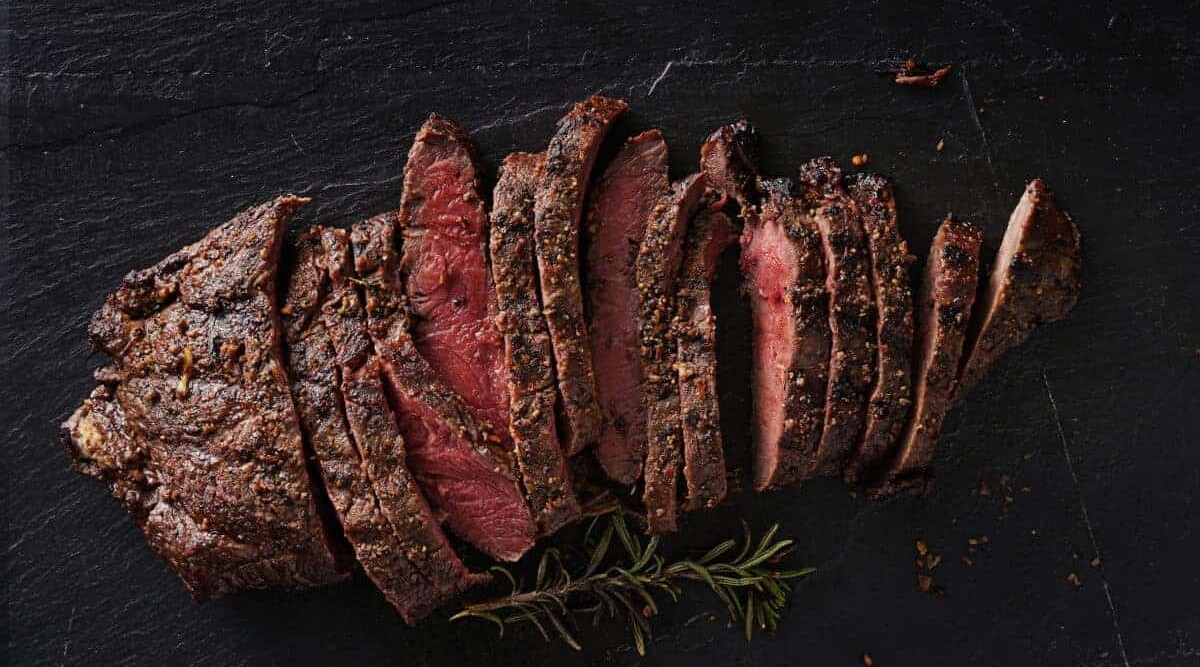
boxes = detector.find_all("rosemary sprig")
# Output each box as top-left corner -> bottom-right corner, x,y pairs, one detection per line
451,512 -> 814,655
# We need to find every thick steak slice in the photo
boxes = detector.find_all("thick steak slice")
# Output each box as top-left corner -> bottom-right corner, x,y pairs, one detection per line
584,130 -> 670,484
843,174 -> 916,482
62,197 -> 345,600
676,207 -> 736,510
957,179 -> 1082,397
878,216 -> 982,495
397,115 -> 509,449
489,152 -> 580,535
744,179 -> 831,490
320,229 -> 485,617
700,119 -> 762,208
534,95 -> 629,454
799,158 -> 877,477
352,214 -> 536,562
638,173 -> 708,533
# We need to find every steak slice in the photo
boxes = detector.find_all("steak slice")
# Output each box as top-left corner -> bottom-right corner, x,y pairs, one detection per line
352,214 -> 536,562
62,196 -> 345,600
877,216 -> 982,495
799,158 -> 877,478
490,152 -> 581,535
744,179 -> 831,490
676,206 -> 737,510
638,173 -> 709,533
281,229 -> 477,623
534,95 -> 629,454
956,179 -> 1083,397
843,174 -> 916,482
700,119 -> 762,209
584,129 -> 671,484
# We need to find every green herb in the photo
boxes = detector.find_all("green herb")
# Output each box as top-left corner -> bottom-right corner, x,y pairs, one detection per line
451,512 -> 814,655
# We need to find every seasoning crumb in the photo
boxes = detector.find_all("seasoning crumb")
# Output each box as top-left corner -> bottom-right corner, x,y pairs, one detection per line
1091,556 -> 1102,567
1067,572 -> 1083,588
978,481 -> 990,496
917,574 -> 933,592
916,539 -> 929,556
928,554 -> 942,569
863,653 -> 875,667
962,556 -> 974,566
851,153 -> 868,167
936,138 -> 945,151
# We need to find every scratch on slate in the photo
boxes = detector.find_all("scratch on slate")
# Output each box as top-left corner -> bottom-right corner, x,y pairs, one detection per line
61,604 -> 76,664
959,68 -> 998,185
646,61 -> 674,98
1042,369 -> 1131,667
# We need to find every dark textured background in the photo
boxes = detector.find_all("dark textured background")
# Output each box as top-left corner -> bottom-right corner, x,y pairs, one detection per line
3,2 -> 1199,665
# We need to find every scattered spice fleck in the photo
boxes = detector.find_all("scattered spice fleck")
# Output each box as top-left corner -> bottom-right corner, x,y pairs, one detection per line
1067,572 -> 1083,588
917,574 -> 933,593
962,556 -> 975,566
928,554 -> 942,569
978,481 -> 990,496
1021,486 -> 1032,493
1091,556 -> 1102,567
936,138 -> 945,151
1038,94 -> 1046,101
851,153 -> 869,167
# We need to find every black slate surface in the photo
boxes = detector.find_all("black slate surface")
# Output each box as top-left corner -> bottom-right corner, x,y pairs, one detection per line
3,2 -> 1199,665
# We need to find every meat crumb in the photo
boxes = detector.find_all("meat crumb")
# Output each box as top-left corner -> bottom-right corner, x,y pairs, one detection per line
862,653 -> 875,666
936,138 -> 945,151
851,154 -> 868,167
1067,572 -> 1083,587
894,62 -> 953,87
917,574 -> 933,592
1091,556 -> 1102,567
916,539 -> 929,556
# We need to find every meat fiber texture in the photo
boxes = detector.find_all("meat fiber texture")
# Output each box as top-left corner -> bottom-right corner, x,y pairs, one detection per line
957,179 -> 1083,398
878,216 -> 982,496
533,95 -> 629,454
743,179 -> 831,490
490,152 -> 581,535
62,196 -> 346,601
352,214 -> 537,562
584,129 -> 670,484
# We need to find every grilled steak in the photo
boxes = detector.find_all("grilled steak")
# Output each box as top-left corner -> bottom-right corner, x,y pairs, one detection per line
843,174 -> 916,482
676,206 -> 736,510
352,214 -> 536,562
534,95 -> 629,454
799,158 -> 877,477
282,229 -> 478,623
638,173 -> 709,533
744,179 -> 831,490
584,129 -> 671,484
490,152 -> 581,534
62,196 -> 345,600
700,119 -> 762,209
957,179 -> 1082,397
878,216 -> 982,495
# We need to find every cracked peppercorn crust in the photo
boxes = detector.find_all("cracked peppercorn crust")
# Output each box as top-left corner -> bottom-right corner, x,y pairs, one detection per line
843,174 -> 916,483
533,95 -> 629,454
62,196 -> 346,601
638,173 -> 708,534
490,152 -> 581,535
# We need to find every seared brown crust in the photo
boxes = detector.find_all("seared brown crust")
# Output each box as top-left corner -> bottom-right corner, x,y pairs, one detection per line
676,207 -> 735,510
638,174 -> 709,533
799,158 -> 877,478
844,174 -> 916,482
746,179 -> 831,489
700,119 -> 762,209
534,95 -> 629,454
351,214 -> 536,561
877,216 -> 982,496
62,196 -> 345,601
490,152 -> 581,534
320,228 -> 485,615
957,179 -> 1082,397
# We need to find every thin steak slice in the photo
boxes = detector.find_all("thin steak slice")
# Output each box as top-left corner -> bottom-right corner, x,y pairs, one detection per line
62,196 -> 345,600
584,129 -> 670,484
490,152 -> 580,534
700,119 -> 762,209
956,179 -> 1082,397
321,229 -> 486,614
744,179 -> 830,490
638,173 -> 709,533
281,229 -> 477,623
534,95 -> 629,454
877,216 -> 982,495
799,158 -> 877,478
352,214 -> 536,562
676,206 -> 737,510
843,174 -> 916,482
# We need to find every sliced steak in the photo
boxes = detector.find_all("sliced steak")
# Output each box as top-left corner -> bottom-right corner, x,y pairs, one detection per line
799,158 -> 877,477
352,214 -> 536,562
957,179 -> 1083,397
282,229 -> 477,624
62,196 -> 345,600
700,119 -> 762,209
638,173 -> 708,533
877,216 -> 982,495
743,179 -> 830,490
676,206 -> 736,510
534,95 -> 629,454
490,152 -> 580,535
843,174 -> 916,482
584,129 -> 670,484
